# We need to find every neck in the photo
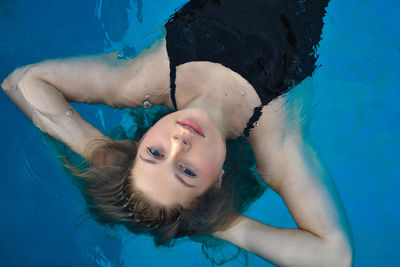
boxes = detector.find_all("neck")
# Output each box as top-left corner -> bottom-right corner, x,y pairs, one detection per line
182,97 -> 229,140
170,62 -> 262,139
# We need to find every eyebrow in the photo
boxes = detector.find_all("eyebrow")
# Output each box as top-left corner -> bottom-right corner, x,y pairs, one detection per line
138,154 -> 196,188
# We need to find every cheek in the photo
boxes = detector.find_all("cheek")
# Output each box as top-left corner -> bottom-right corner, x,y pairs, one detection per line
198,145 -> 226,177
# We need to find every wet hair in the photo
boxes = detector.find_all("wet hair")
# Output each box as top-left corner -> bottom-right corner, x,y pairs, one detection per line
58,106 -> 266,264
64,136 -> 266,247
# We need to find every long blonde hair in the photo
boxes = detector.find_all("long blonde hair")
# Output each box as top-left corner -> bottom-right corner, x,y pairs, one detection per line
61,135 -> 266,247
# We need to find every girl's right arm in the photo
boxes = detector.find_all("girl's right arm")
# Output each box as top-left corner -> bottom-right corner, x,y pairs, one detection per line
1,38 -> 170,159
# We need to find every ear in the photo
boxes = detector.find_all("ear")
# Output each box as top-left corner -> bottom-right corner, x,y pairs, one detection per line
214,169 -> 225,188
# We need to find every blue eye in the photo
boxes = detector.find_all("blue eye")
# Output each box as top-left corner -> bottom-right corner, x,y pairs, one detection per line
182,166 -> 195,177
147,147 -> 163,158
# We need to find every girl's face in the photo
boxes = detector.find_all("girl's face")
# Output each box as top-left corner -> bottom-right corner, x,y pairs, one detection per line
130,108 -> 226,206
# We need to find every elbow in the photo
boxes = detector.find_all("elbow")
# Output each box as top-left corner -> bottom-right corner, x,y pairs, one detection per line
334,248 -> 353,267
1,64 -> 37,93
340,233 -> 354,267
2,70 -> 20,93
1,76 -> 13,92
342,242 -> 354,267
327,236 -> 354,267
320,245 -> 353,267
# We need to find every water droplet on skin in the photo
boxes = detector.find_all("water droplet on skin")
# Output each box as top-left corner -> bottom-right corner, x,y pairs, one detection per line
117,46 -> 137,60
66,108 -> 74,116
238,88 -> 246,96
117,51 -> 125,60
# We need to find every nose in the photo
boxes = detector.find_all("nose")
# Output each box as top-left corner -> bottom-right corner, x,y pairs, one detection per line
172,135 -> 191,153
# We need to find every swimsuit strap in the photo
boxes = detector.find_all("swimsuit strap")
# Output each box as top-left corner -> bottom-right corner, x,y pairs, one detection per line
170,63 -> 178,110
243,105 -> 263,138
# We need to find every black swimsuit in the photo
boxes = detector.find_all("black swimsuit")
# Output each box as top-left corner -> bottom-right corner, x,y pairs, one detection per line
165,0 -> 330,137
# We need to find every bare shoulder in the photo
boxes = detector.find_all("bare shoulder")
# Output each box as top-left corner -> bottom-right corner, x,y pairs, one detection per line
116,37 -> 172,108
248,96 -> 288,145
249,76 -> 315,148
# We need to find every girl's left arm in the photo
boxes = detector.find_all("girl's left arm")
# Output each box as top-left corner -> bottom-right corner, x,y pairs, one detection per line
1,64 -> 111,159
214,97 -> 354,266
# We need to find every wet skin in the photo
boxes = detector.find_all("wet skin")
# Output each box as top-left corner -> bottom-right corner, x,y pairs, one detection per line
130,108 -> 226,206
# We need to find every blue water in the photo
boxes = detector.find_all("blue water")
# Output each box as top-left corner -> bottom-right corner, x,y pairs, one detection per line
0,0 -> 399,266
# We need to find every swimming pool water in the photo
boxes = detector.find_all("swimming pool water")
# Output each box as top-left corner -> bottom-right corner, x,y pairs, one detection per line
0,0 -> 399,266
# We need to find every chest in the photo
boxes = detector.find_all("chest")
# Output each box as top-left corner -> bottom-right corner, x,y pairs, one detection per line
174,61 -> 262,138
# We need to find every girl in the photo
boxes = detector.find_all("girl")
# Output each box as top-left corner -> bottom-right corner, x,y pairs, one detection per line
2,0 -> 353,265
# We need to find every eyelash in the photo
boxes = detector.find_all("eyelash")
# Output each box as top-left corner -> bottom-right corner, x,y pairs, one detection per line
146,147 -> 196,177
180,165 -> 196,177
147,147 -> 164,158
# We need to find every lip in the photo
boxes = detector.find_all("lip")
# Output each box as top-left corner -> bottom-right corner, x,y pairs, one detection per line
178,119 -> 205,137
